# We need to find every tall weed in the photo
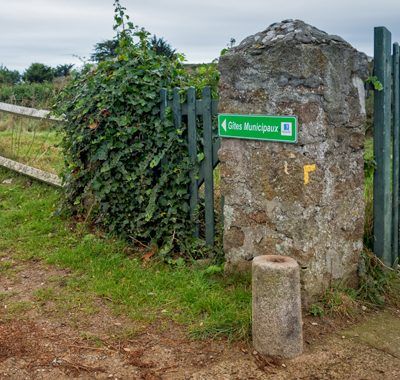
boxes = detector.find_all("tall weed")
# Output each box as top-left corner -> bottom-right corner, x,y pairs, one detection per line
363,176 -> 374,250
0,79 -> 68,109
358,249 -> 400,307
363,139 -> 375,251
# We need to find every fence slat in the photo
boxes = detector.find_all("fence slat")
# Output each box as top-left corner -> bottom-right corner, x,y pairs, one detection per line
172,88 -> 182,129
159,89 -> 169,168
159,88 -> 167,118
198,138 -> 220,187
187,87 -> 199,238
373,27 -> 392,266
203,86 -> 215,246
0,102 -> 63,123
211,99 -> 219,115
0,155 -> 62,187
394,43 -> 400,266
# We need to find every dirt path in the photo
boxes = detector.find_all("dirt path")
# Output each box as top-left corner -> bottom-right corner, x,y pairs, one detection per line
1,259 -> 400,380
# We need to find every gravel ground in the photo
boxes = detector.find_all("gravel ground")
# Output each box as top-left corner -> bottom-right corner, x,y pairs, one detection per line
1,259 -> 400,380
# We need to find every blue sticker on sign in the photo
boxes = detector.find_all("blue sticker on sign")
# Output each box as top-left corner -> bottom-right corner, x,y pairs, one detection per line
281,122 -> 292,136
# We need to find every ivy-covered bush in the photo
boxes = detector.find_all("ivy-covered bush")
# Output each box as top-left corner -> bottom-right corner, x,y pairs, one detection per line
52,2 -> 220,253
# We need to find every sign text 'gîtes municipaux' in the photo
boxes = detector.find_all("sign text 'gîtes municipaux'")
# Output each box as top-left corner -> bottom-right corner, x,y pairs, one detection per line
218,114 -> 297,143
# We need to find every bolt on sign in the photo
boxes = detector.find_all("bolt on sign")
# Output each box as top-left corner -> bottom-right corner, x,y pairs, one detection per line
218,114 -> 297,143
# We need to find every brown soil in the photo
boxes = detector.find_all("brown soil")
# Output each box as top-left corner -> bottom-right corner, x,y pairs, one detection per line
1,259 -> 399,380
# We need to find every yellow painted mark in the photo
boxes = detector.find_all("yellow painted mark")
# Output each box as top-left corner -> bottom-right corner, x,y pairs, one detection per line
304,164 -> 316,185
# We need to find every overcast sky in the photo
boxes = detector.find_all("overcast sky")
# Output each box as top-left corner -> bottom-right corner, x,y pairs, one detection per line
2,0 -> 400,73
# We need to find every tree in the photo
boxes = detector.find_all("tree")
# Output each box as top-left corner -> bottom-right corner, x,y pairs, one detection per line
0,65 -> 20,85
23,63 -> 54,83
91,35 -> 177,62
53,64 -> 74,78
91,39 -> 120,62
150,35 -> 176,59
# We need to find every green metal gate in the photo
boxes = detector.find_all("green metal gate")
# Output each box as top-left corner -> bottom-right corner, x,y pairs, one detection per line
371,27 -> 400,266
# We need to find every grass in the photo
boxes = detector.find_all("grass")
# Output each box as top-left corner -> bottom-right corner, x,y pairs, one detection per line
311,248 -> 400,319
4,300 -> 32,317
33,285 -> 100,317
365,137 -> 373,159
0,113 -> 63,174
364,137 -> 374,249
0,167 -> 252,342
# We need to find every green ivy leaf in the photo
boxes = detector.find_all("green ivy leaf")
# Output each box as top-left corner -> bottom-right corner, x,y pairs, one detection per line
51,1 -> 220,259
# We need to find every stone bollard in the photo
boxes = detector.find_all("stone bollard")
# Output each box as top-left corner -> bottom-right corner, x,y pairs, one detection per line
252,255 -> 303,358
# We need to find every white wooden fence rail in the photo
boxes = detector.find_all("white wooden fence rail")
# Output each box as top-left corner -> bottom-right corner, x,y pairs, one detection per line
0,102 -> 63,122
0,102 -> 63,187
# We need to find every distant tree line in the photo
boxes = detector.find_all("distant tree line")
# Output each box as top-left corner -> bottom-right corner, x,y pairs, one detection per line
0,65 -> 20,86
0,34 -> 177,85
0,63 -> 74,85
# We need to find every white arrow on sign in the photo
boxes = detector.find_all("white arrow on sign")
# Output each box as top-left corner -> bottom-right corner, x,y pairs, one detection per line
221,119 -> 227,132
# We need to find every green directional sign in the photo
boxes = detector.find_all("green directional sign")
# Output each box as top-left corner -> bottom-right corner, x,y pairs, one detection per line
218,114 -> 297,143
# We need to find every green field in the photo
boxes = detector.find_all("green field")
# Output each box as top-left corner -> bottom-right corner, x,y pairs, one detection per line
0,113 -> 63,174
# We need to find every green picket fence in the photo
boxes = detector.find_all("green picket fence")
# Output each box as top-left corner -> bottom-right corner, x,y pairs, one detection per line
372,27 -> 400,266
159,86 -> 222,246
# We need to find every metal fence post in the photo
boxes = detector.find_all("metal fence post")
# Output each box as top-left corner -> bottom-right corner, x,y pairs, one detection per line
373,27 -> 392,266
203,86 -> 215,246
393,43 -> 400,266
187,87 -> 199,237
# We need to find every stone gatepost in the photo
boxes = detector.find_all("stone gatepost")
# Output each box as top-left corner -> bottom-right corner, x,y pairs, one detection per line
218,20 -> 368,304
